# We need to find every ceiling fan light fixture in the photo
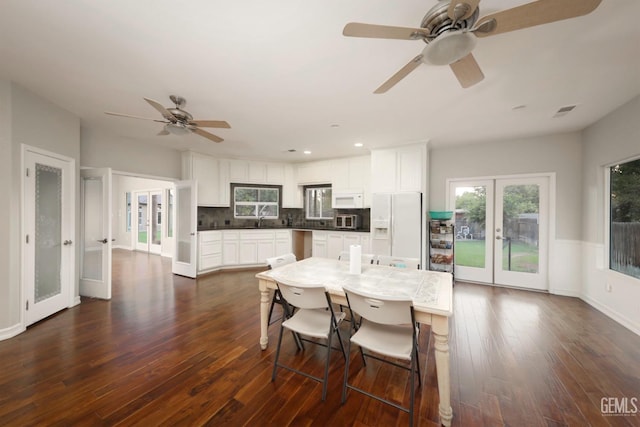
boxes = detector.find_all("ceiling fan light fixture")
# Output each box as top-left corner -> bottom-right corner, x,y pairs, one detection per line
421,30 -> 477,65
165,123 -> 191,135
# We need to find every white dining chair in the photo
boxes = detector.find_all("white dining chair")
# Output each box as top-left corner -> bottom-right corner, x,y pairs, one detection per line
341,286 -> 421,426
271,277 -> 347,401
265,253 -> 297,325
377,255 -> 421,270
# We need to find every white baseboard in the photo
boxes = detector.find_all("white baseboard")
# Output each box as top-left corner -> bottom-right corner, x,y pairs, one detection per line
582,294 -> 640,336
0,323 -> 26,341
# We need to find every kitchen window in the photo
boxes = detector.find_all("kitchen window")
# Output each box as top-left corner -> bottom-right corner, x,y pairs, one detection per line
609,157 -> 640,279
306,186 -> 332,220
234,186 -> 279,218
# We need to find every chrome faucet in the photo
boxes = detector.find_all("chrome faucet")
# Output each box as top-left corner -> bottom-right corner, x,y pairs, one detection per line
258,216 -> 265,228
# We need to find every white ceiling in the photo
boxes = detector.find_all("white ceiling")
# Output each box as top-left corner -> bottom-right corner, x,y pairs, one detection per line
1,0 -> 639,162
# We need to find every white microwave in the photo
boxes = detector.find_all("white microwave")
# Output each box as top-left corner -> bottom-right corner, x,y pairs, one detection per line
332,192 -> 364,209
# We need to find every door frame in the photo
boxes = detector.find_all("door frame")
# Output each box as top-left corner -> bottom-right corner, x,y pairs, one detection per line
446,172 -> 556,290
21,144 -> 76,327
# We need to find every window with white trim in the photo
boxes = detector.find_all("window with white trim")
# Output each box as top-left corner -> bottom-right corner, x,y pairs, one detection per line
306,186 -> 332,220
234,186 -> 279,218
609,158 -> 640,279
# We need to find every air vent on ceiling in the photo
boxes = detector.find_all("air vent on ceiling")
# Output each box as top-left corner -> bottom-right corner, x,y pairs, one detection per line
553,104 -> 577,118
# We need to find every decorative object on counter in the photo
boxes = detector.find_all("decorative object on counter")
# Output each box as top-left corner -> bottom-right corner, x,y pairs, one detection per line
349,245 -> 362,274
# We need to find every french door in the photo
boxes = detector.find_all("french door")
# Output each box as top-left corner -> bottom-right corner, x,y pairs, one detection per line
172,180 -> 197,278
23,146 -> 75,326
448,176 -> 549,290
134,190 -> 162,254
80,168 -> 112,299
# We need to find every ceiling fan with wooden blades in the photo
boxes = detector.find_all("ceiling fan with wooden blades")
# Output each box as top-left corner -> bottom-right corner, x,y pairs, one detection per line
105,95 -> 230,142
343,0 -> 602,92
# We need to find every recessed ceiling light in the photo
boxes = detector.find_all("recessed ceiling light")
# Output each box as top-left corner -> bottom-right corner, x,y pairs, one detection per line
304,150 -> 311,155
354,143 -> 363,147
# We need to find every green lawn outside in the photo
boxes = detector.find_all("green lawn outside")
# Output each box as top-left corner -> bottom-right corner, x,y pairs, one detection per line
455,239 -> 539,272
137,231 -> 161,245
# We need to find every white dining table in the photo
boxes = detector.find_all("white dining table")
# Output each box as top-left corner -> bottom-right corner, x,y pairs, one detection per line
255,256 -> 454,426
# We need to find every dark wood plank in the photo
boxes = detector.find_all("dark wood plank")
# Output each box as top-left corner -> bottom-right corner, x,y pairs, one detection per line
0,250 -> 639,426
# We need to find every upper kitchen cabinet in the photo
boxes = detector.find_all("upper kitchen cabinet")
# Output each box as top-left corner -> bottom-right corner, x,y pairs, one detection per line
182,152 -> 230,207
331,155 -> 371,207
371,143 -> 427,194
228,159 -> 285,185
296,160 -> 332,184
282,164 -> 302,208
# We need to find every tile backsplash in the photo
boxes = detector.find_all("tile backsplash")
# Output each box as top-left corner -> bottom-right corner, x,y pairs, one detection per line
198,206 -> 370,230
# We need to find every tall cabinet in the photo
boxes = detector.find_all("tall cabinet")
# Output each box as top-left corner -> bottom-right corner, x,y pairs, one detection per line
429,220 -> 455,277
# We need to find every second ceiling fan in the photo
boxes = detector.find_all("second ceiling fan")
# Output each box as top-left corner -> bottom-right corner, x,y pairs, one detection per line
343,0 -> 602,92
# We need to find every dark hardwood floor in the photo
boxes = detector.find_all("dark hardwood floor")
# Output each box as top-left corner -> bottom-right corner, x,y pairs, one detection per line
1,249 -> 639,426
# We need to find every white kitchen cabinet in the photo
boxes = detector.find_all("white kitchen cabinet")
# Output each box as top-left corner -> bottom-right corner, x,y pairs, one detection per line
222,231 -> 240,265
331,156 -> 370,192
370,143 -> 426,194
315,231 -> 371,259
312,231 -> 328,258
228,160 -> 285,185
282,164 -> 302,208
198,231 -> 222,272
183,152 -> 230,206
296,160 -> 332,184
275,230 -> 293,256
327,233 -> 345,260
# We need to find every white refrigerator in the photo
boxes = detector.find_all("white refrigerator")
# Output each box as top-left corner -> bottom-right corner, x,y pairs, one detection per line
370,192 -> 422,259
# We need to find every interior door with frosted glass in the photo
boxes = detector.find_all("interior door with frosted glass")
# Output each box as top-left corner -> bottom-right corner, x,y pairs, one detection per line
80,168 -> 112,299
149,191 -> 162,254
23,149 -> 74,326
494,177 -> 548,290
172,180 -> 197,278
449,180 -> 494,283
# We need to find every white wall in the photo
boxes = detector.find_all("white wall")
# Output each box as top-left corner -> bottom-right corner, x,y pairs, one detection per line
81,127 -> 182,180
0,81 -> 81,338
112,174 -> 174,257
429,132 -> 584,296
581,95 -> 640,335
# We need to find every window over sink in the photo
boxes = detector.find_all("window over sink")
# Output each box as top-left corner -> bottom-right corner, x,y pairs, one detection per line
234,186 -> 279,219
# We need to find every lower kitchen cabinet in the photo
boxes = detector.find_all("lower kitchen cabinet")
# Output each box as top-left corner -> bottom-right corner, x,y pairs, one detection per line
313,230 -> 371,259
199,229 -> 292,274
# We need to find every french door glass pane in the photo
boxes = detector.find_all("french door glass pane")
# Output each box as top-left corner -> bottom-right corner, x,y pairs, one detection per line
82,177 -> 103,281
501,184 -> 539,273
138,194 -> 148,244
176,186 -> 191,263
151,193 -> 162,245
35,163 -> 62,303
454,186 -> 487,268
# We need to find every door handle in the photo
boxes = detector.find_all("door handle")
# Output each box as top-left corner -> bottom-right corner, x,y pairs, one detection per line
63,240 -> 73,245
496,236 -> 502,240
97,238 -> 108,244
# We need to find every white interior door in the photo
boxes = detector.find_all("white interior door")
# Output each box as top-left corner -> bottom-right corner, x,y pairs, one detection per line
23,147 -> 75,326
80,168 -> 112,299
449,176 -> 549,290
172,180 -> 197,278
